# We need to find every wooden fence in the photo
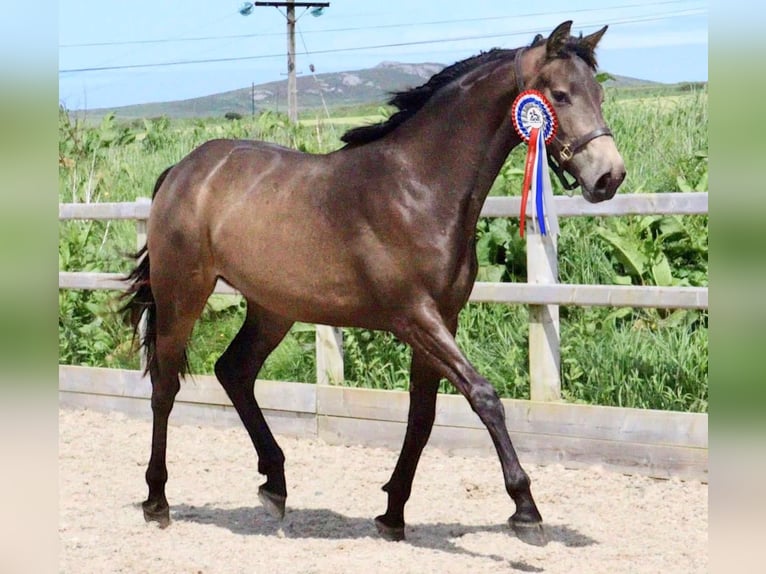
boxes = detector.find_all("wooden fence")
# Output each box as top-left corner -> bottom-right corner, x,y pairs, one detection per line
58,192 -> 708,481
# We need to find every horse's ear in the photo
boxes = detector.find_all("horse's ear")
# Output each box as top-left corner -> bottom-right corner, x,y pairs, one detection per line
581,25 -> 608,53
546,20 -> 573,58
531,33 -> 544,46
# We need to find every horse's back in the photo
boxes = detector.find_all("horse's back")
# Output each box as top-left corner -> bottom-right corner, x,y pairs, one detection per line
149,138 -> 318,236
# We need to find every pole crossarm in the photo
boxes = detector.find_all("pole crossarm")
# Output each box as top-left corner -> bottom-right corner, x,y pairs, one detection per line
254,2 -> 329,7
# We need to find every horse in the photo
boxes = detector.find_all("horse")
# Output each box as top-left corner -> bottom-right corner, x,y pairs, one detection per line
122,20 -> 625,545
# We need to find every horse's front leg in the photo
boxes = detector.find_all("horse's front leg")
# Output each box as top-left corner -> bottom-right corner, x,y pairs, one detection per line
375,351 -> 442,541
399,305 -> 546,546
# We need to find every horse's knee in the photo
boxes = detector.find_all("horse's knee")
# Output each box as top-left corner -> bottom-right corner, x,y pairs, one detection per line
467,381 -> 505,422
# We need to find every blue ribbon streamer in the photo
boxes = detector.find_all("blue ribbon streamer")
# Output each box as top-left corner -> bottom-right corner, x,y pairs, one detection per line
535,129 -> 547,235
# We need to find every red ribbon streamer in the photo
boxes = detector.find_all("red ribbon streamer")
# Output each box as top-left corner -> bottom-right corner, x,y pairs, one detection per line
519,127 -> 540,238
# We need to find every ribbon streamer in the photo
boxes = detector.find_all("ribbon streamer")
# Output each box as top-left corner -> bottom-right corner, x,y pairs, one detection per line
511,90 -> 560,238
531,124 -> 559,236
519,127 -> 538,237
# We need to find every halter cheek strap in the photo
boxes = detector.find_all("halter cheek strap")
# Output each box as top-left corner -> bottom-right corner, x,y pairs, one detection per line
513,47 -> 613,191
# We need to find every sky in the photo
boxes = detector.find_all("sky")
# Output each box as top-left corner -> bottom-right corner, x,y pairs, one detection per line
58,0 -> 708,111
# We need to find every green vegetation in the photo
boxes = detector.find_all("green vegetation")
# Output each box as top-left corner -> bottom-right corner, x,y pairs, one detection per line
58,85 -> 708,412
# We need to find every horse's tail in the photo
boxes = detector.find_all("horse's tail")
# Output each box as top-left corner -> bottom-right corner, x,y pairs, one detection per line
120,165 -> 179,376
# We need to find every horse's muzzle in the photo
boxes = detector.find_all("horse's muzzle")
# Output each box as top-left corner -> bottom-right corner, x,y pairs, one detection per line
584,165 -> 626,203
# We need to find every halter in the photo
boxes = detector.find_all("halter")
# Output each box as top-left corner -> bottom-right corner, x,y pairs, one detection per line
514,47 -> 613,191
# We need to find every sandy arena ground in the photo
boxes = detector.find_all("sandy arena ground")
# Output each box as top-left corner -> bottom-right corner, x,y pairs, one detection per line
59,407 -> 707,573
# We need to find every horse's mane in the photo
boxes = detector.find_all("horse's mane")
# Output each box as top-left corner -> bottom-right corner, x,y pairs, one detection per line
340,32 -> 599,146
340,48 -> 515,146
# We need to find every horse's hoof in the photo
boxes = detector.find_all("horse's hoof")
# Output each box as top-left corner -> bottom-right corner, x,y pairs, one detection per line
509,517 -> 547,546
142,500 -> 171,529
258,485 -> 286,520
374,515 -> 405,541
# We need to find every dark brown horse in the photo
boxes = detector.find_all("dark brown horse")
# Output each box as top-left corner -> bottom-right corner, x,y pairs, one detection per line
123,21 -> 625,545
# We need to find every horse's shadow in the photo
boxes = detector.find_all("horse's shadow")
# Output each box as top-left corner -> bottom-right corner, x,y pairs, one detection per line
169,503 -> 597,569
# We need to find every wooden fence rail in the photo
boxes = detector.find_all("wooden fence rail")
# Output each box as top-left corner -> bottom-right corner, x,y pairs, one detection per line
58,192 -> 708,480
58,192 -> 708,220
58,271 -> 708,309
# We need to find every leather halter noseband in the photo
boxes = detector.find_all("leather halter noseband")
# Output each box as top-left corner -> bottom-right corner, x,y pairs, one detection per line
514,47 -> 613,191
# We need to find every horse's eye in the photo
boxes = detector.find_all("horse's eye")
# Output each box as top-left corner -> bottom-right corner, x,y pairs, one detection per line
552,90 -> 570,104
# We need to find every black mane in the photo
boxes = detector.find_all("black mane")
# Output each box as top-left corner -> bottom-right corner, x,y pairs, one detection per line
340,48 -> 515,146
340,32 -> 599,146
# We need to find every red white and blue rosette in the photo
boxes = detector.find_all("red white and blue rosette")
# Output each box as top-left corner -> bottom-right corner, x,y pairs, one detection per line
511,90 -> 560,237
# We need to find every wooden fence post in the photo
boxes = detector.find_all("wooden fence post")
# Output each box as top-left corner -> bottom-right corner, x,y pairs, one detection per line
526,230 -> 561,402
135,197 -> 151,373
316,325 -> 344,386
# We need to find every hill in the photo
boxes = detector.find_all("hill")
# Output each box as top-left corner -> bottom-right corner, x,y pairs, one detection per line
83,61 -> 664,120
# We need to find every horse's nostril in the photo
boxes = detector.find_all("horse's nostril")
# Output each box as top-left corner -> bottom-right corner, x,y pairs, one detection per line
595,172 -> 610,191
596,168 -> 625,198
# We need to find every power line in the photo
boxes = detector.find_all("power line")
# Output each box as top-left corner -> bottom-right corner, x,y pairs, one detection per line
59,9 -> 706,74
60,10 -> 242,89
59,0 -> 702,49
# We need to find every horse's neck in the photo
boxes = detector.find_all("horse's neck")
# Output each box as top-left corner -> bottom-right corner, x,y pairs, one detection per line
392,85 -> 522,230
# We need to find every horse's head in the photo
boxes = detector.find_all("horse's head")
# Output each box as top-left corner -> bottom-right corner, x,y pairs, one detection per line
518,21 -> 625,202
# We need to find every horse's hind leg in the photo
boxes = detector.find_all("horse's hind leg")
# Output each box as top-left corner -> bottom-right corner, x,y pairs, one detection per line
143,276 -> 214,528
214,302 -> 294,519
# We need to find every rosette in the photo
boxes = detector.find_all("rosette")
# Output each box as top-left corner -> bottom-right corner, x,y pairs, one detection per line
511,90 -> 560,237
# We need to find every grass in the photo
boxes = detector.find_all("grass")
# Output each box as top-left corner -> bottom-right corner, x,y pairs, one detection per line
58,86 -> 708,413
299,115 -> 385,127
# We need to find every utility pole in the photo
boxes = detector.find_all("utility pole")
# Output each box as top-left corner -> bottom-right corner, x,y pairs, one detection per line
254,2 -> 330,123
